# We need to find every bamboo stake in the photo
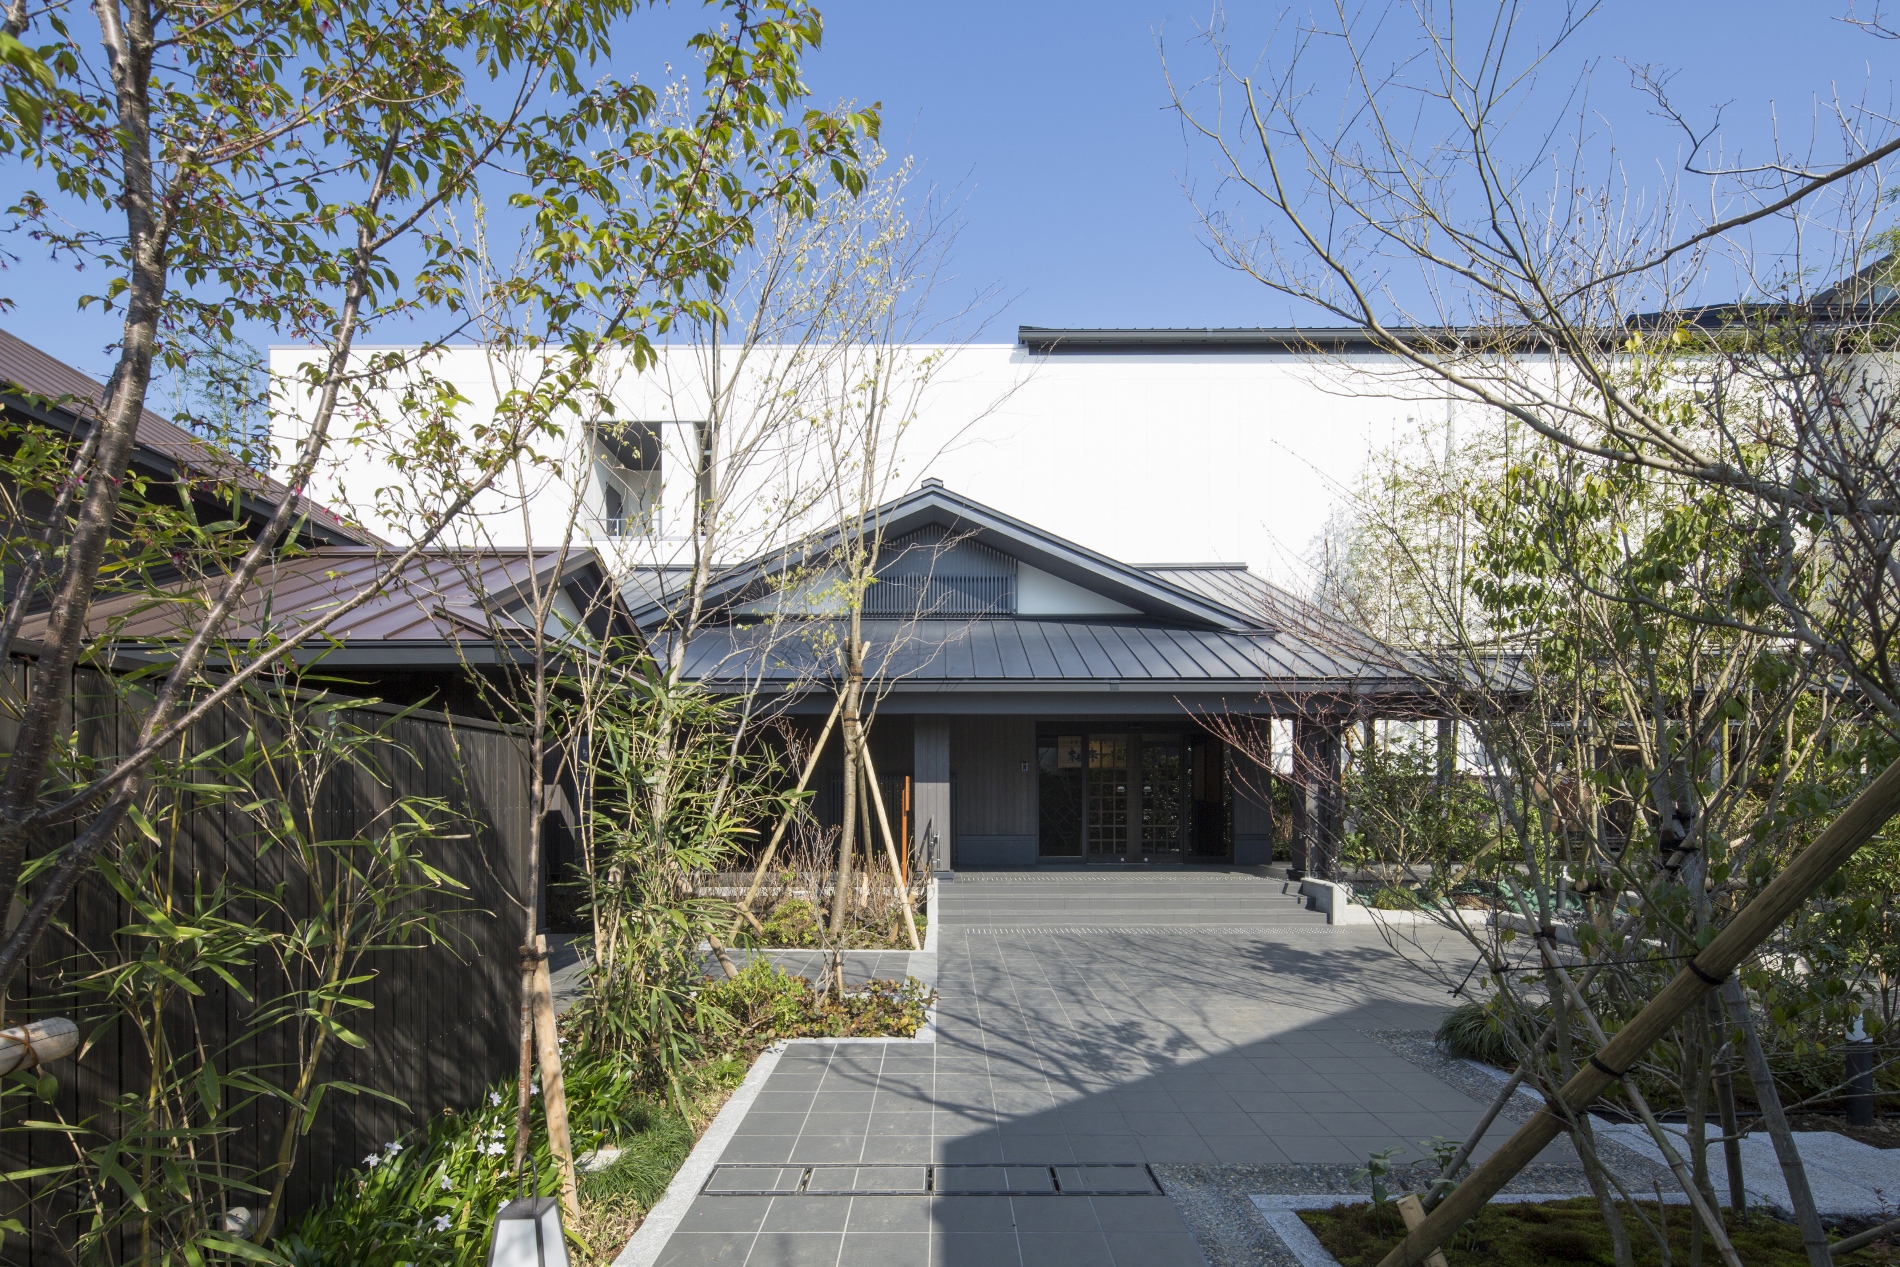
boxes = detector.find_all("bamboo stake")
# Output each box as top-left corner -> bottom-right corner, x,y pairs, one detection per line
1502,881 -> 1744,1267
854,735 -> 921,950
1712,996 -> 1746,1219
1722,975 -> 1830,1267
1378,752 -> 1900,1267
1829,1214 -> 1900,1258
1422,899 -> 1658,1211
733,692 -> 843,926
530,935 -> 581,1226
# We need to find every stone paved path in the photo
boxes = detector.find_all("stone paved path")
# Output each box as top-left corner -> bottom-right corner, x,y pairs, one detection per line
650,871 -> 1527,1267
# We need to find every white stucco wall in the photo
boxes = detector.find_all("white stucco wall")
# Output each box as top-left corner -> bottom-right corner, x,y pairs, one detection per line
269,341 -> 1450,582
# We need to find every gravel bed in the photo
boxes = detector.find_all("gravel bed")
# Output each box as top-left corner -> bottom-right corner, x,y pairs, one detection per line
1156,1031 -> 1671,1266
1369,1029 -> 1670,1187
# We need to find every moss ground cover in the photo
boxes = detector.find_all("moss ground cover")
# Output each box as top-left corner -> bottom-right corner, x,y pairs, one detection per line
1299,1197 -> 1895,1266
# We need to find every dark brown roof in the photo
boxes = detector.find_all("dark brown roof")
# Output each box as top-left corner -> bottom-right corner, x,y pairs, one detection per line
0,326 -> 374,544
19,547 -> 620,656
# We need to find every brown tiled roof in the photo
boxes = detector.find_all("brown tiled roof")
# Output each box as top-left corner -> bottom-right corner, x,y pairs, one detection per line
0,326 -> 374,544
28,546 -> 603,646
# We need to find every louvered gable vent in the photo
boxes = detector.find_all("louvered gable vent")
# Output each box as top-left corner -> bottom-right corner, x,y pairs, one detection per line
866,526 -> 1017,617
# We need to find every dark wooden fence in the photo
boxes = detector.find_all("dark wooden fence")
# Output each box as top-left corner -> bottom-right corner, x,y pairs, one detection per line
0,666 -> 532,1262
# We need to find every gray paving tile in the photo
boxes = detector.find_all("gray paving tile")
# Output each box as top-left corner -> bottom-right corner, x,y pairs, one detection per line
652,1232 -> 754,1266
1206,1135 -> 1291,1164
844,1195 -> 932,1233
743,1232 -> 845,1266
760,1195 -> 853,1233
998,1135 -> 1074,1163
674,1196 -> 771,1234
931,1231 -> 1022,1267
787,1136 -> 866,1163
929,1195 -> 1017,1231
1009,1197 -> 1101,1232
836,1232 -> 932,1267
1136,1136 -> 1217,1163
718,1135 -> 799,1163
1102,1231 -> 1210,1265
1088,1193 -> 1189,1232
735,1112 -> 812,1137
859,1136 -> 932,1163
1014,1231 -> 1117,1266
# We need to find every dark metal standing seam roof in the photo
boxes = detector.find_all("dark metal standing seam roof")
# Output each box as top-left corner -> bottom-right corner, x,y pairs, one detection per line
669,619 -> 1415,693
0,326 -> 374,545
18,547 -> 611,651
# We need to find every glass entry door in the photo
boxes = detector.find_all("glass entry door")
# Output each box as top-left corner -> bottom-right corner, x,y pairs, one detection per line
1038,730 -> 1200,863
1140,736 -> 1185,860
1085,735 -> 1131,862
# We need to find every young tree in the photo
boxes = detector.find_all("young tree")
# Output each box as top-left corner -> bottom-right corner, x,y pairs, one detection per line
0,0 -> 872,1010
1172,7 -> 1900,1261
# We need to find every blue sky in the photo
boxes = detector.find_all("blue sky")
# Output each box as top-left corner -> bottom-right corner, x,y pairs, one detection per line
3,1 -> 1892,384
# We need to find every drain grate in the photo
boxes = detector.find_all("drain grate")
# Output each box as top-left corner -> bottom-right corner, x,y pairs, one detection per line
702,1162 -> 1161,1197
958,925 -> 1337,935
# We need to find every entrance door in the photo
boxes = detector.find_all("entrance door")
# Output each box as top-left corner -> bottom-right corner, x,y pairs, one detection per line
1037,736 -> 1084,859
1140,735 -> 1185,860
1085,735 -> 1131,862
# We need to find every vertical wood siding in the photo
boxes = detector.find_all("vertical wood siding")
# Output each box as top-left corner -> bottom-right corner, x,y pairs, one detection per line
949,716 -> 1036,836
0,665 -> 531,1262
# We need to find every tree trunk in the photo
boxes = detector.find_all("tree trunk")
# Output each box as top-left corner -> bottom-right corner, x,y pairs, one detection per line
531,935 -> 580,1226
829,662 -> 862,934
513,943 -> 538,1175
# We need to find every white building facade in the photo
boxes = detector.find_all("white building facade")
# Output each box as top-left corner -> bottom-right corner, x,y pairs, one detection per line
270,328 -> 1450,584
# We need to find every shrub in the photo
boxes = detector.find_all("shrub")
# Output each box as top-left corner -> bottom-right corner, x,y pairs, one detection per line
279,1039 -> 661,1264
1436,999 -> 1517,1068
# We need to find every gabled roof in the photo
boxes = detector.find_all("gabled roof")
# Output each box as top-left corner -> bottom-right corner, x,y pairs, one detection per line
631,481 -> 1272,633
637,484 -> 1431,702
0,326 -> 374,546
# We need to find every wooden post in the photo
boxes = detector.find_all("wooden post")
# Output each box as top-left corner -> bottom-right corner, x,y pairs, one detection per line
855,736 -> 922,950
734,693 -> 843,925
1377,751 -> 1900,1267
1395,1196 -> 1449,1267
531,934 -> 581,1227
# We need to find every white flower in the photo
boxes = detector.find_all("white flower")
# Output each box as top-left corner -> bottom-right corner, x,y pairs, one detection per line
434,1214 -> 452,1232
530,1084 -> 540,1096
488,1091 -> 503,1107
363,1153 -> 381,1169
439,1173 -> 452,1191
484,1142 -> 505,1156
385,1141 -> 403,1156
